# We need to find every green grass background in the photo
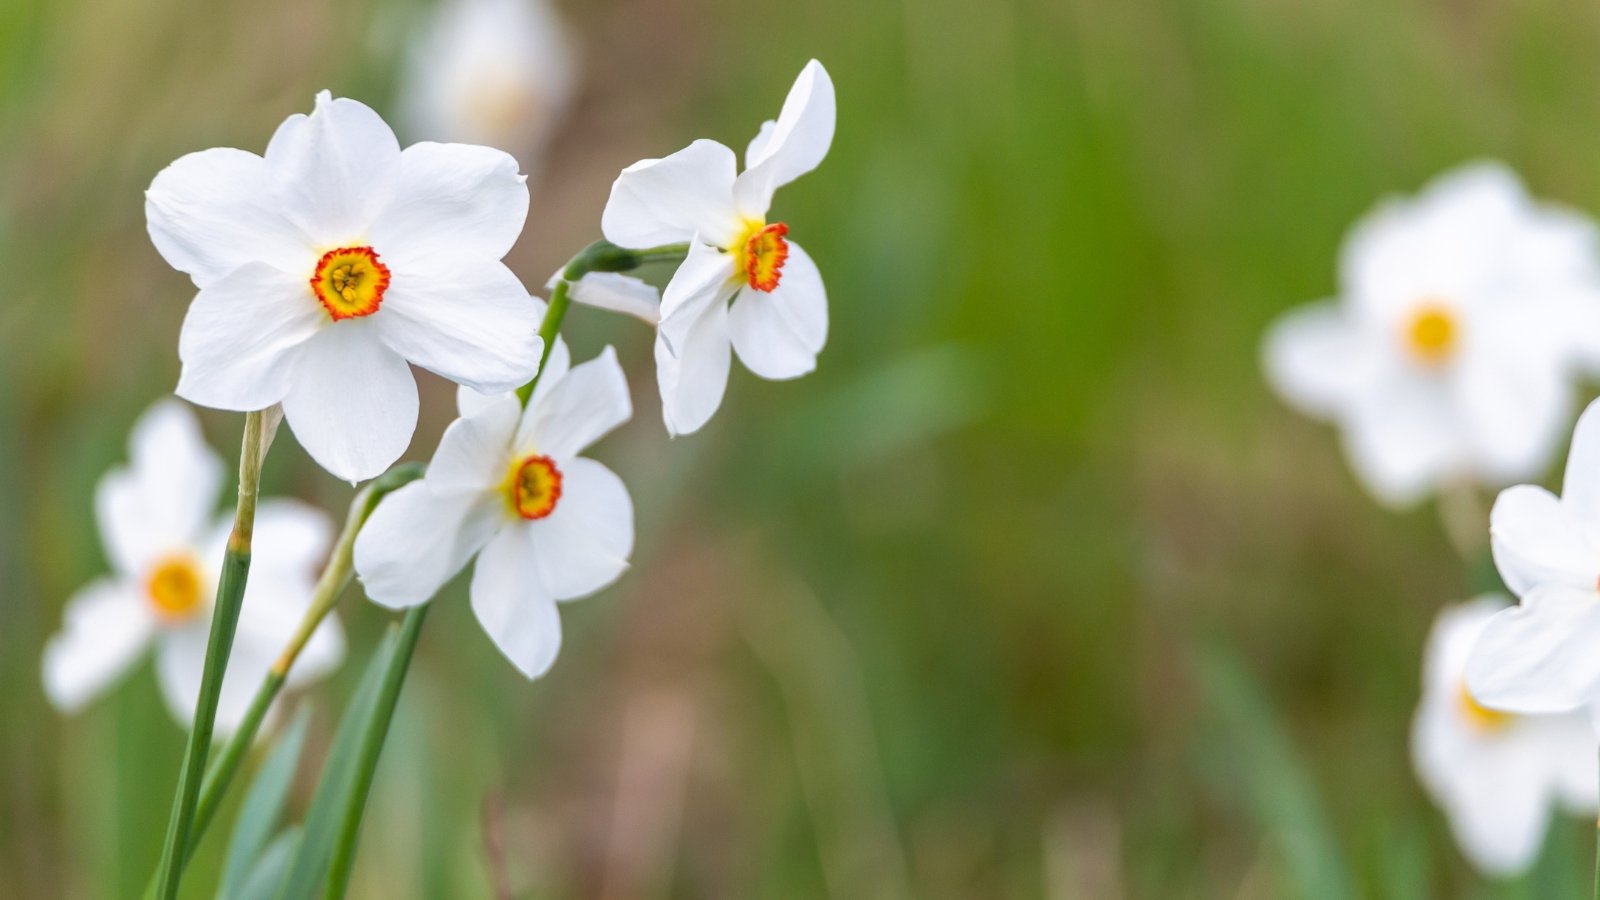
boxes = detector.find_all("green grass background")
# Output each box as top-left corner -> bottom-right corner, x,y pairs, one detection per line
5,0 -> 1600,896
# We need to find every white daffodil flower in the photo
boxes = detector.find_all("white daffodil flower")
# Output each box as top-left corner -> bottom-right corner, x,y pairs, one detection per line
146,91 -> 543,482
1263,162 -> 1600,506
1466,398 -> 1600,715
352,340 -> 633,679
397,0 -> 577,166
597,59 -> 835,436
1413,598 -> 1597,876
42,400 -> 344,732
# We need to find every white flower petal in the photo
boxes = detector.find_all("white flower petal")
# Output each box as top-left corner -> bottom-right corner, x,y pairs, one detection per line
232,568 -> 343,689
155,621 -> 281,735
145,148 -> 314,289
601,139 -> 741,249
367,141 -> 529,270
1435,742 -> 1551,877
430,394 -> 521,493
1261,302 -> 1385,418
564,272 -> 662,325
353,481 -> 502,608
470,527 -> 563,679
656,296 -> 732,437
522,346 -> 631,459
1561,397 -> 1600,526
264,92 -> 402,243
728,240 -> 827,380
375,259 -> 543,393
1541,713 -> 1600,813
1467,585 -> 1600,714
1489,485 -> 1598,597
1453,346 -> 1571,483
42,579 -> 154,712
95,400 -> 224,576
281,321 -> 418,483
1340,375 -> 1459,507
175,262 -> 325,412
248,499 -> 334,580
733,60 -> 836,218
526,457 -> 633,601
658,238 -> 737,346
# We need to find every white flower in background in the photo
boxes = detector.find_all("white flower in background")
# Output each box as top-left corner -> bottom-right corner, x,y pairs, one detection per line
597,59 -> 835,436
397,0 -> 577,166
1262,162 -> 1600,506
1414,598 -> 1597,876
42,401 -> 344,732
353,339 -> 633,679
145,91 -> 543,482
1467,398 -> 1600,715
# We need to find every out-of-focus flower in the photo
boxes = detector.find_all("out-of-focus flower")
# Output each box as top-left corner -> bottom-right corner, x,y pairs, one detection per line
397,0 -> 577,168
1413,598 -> 1596,876
42,400 -> 343,732
597,60 -> 835,436
1467,398 -> 1600,715
353,338 -> 633,679
1262,162 -> 1600,506
145,91 -> 543,482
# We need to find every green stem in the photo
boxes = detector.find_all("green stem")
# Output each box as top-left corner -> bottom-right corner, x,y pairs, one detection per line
153,409 -> 268,900
324,604 -> 430,899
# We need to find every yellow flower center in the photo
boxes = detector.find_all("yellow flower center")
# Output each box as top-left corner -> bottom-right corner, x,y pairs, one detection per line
1404,302 -> 1458,365
1457,681 -> 1515,733
731,219 -> 790,292
504,453 -> 563,520
146,554 -> 207,622
311,246 -> 391,321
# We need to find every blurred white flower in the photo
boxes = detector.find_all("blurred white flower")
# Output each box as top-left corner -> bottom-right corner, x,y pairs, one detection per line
597,59 -> 835,436
1262,162 -> 1600,506
397,0 -> 577,167
1413,598 -> 1596,877
42,400 -> 344,732
146,91 -> 543,482
1467,398 -> 1600,715
353,338 -> 633,679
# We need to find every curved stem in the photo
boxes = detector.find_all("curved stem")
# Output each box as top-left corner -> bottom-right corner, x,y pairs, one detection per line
153,409 -> 268,900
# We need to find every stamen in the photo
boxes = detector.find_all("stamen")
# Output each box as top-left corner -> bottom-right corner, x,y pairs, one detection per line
739,221 -> 790,292
311,246 -> 391,321
505,453 -> 563,520
146,554 -> 206,622
1404,302 -> 1458,365
1457,681 -> 1514,732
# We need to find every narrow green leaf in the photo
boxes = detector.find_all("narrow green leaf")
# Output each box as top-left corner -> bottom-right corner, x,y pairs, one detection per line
234,828 -> 300,900
219,706 -> 311,898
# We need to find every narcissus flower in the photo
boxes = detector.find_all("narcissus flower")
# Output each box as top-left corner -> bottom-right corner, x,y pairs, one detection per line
146,91 -> 543,482
353,340 -> 634,678
1413,598 -> 1597,876
1262,162 -> 1600,506
1467,398 -> 1600,715
42,401 -> 343,731
597,59 -> 834,435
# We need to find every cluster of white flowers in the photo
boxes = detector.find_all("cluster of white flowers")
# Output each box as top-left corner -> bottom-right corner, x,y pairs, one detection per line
1265,163 -> 1600,875
46,61 -> 834,727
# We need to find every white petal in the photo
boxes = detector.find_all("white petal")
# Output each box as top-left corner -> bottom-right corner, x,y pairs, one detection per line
367,141 -> 529,270
526,457 -> 633,601
264,92 -> 402,243
522,346 -> 631,459
155,622 -> 282,735
658,238 -> 737,347
248,499 -> 335,581
733,60 -> 836,218
1467,585 -> 1600,714
232,568 -> 342,689
1539,713 -> 1600,813
42,579 -> 154,712
429,394 -> 521,493
1453,347 -> 1571,483
145,148 -> 314,289
353,481 -> 501,608
469,527 -> 563,679
175,262 -> 325,412
1261,302 -> 1384,418
1489,485 -> 1598,597
728,240 -> 827,380
656,297 -> 732,437
95,400 -> 223,576
281,321 -> 418,483
1435,742 -> 1551,876
375,259 -> 543,393
1340,375 -> 1460,507
564,272 -> 662,325
1561,397 -> 1600,526
601,139 -> 741,249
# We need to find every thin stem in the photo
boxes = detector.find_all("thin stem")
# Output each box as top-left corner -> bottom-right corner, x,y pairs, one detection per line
324,604 -> 429,899
517,278 -> 572,405
153,409 -> 268,900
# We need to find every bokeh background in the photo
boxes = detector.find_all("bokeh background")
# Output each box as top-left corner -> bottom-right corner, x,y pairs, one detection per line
5,0 -> 1600,896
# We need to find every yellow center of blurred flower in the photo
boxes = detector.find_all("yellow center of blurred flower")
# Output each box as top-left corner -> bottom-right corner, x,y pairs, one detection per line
504,453 -> 563,520
146,554 -> 206,622
732,219 -> 789,292
1457,681 -> 1515,732
1404,303 -> 1458,365
311,246 -> 390,321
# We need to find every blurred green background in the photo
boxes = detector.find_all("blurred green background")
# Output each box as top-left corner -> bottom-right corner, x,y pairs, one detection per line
6,0 -> 1600,896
